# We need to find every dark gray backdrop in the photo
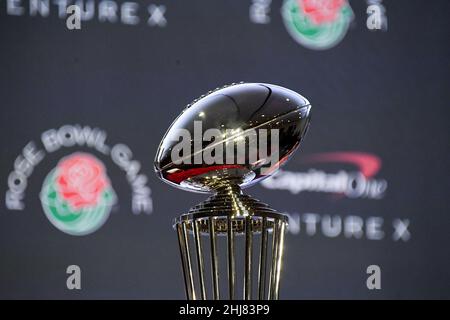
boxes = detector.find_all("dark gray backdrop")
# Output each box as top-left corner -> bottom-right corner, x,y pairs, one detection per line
0,0 -> 449,299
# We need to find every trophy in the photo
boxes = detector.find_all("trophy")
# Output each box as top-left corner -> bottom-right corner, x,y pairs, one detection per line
154,83 -> 311,300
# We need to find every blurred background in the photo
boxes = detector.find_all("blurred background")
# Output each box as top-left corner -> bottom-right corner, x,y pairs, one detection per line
0,0 -> 449,299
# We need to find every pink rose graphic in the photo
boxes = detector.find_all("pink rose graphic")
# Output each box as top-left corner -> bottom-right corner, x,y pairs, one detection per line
298,0 -> 346,24
56,153 -> 108,210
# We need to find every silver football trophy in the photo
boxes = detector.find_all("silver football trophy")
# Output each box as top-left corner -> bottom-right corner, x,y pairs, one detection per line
155,83 -> 311,300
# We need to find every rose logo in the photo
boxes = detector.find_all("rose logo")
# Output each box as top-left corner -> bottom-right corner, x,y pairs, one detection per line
40,153 -> 116,236
301,0 -> 345,24
282,0 -> 353,50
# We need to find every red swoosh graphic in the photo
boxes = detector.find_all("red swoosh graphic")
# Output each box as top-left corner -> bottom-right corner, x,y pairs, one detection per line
301,152 -> 381,178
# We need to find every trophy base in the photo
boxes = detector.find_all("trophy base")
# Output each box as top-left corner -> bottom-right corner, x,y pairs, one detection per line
174,184 -> 288,300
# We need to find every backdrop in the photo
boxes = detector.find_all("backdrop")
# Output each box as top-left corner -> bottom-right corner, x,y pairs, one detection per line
0,0 -> 449,299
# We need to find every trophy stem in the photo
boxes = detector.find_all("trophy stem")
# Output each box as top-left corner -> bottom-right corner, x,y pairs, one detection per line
174,183 -> 288,300
209,217 -> 220,299
227,216 -> 235,299
258,216 -> 268,299
244,215 -> 253,300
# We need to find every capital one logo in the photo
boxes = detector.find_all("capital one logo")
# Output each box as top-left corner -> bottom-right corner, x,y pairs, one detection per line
261,151 -> 388,199
281,0 -> 353,50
